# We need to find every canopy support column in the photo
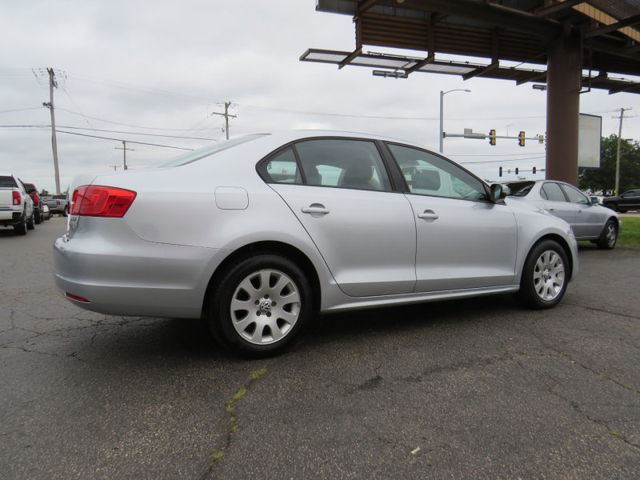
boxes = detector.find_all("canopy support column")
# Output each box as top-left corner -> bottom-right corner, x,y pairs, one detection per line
546,32 -> 582,185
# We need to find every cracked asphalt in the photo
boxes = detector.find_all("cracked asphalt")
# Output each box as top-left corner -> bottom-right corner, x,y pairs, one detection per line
1,217 -> 639,479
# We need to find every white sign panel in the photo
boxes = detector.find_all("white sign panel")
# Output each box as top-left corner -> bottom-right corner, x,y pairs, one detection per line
578,113 -> 602,168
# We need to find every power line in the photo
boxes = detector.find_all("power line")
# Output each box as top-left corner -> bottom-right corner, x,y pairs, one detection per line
55,107 -> 216,131
67,71 -> 219,104
449,151 -> 546,157
0,123 -> 217,141
459,156 -> 545,165
0,107 -> 45,115
55,129 -> 194,151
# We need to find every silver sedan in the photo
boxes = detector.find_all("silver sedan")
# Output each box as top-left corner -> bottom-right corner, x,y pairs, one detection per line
505,180 -> 620,249
54,131 -> 578,356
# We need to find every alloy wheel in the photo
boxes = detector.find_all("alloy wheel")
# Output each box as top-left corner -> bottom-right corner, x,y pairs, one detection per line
606,223 -> 617,248
230,269 -> 301,345
533,250 -> 565,301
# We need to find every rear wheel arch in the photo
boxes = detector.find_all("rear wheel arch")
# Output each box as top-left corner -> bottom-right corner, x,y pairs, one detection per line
202,240 -> 321,318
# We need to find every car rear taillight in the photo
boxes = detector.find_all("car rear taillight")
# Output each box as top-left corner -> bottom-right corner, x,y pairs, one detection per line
33,193 -> 40,205
70,185 -> 137,217
12,191 -> 20,205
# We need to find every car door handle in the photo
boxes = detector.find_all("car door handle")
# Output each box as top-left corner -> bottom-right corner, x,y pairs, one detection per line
301,204 -> 330,215
417,209 -> 439,220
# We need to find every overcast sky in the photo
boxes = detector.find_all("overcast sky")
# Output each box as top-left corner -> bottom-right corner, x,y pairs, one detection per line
1,0 -> 639,192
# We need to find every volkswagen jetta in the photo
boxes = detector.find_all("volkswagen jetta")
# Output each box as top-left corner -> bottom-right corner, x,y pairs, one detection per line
54,131 -> 578,356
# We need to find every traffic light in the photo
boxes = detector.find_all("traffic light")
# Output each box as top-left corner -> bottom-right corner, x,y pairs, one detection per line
518,130 -> 526,147
532,166 -> 537,174
499,166 -> 503,177
489,129 -> 496,146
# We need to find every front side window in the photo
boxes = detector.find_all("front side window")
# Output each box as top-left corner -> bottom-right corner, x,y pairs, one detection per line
541,182 -> 567,202
295,139 -> 391,192
263,148 -> 302,184
561,184 -> 589,205
387,144 -> 486,201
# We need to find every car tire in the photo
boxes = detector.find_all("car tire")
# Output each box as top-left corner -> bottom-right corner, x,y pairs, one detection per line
14,212 -> 27,236
27,213 -> 35,230
517,239 -> 569,310
207,254 -> 313,357
596,219 -> 618,250
62,206 -> 69,217
34,209 -> 42,224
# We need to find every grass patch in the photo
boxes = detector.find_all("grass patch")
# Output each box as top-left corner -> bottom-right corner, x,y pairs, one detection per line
619,217 -> 640,249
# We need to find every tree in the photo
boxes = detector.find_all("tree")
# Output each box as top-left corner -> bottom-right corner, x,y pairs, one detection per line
579,135 -> 640,194
40,189 -> 49,196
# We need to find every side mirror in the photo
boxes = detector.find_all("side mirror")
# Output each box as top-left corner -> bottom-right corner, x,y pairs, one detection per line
489,183 -> 504,203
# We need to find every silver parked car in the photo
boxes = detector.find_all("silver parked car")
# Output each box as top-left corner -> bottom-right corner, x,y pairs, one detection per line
54,131 -> 578,356
505,180 -> 620,249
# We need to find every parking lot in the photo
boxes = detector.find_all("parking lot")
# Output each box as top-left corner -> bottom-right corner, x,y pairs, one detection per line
1,217 -> 639,479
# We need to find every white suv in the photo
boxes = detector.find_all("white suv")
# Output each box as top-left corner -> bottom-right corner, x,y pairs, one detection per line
0,174 -> 34,235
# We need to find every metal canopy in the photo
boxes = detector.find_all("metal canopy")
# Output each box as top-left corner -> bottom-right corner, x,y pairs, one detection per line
303,0 -> 640,93
300,47 -> 637,92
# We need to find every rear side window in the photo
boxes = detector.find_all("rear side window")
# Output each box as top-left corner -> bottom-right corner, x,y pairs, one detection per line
263,148 -> 302,184
0,176 -> 17,188
541,182 -> 566,202
295,139 -> 391,192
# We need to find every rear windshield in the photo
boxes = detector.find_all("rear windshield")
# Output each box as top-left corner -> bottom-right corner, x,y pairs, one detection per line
506,181 -> 535,197
161,134 -> 269,167
0,176 -> 17,188
23,183 -> 36,193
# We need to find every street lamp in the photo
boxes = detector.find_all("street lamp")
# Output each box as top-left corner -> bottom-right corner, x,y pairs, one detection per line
439,88 -> 471,153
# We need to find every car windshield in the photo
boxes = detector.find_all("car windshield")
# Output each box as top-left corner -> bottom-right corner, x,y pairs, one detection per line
161,134 -> 269,167
0,176 -> 17,188
505,181 -> 535,197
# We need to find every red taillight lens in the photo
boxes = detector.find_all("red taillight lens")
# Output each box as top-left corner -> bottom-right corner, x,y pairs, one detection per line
70,185 -> 137,217
33,193 -> 40,205
12,191 -> 20,205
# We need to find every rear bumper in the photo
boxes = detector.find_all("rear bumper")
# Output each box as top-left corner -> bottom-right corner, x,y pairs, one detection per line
0,210 -> 22,225
53,219 -> 230,318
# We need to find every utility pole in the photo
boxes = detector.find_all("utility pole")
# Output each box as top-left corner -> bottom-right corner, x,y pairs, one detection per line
224,102 -> 230,140
210,101 -> 237,140
115,141 -> 134,170
613,107 -> 631,196
43,68 -> 61,194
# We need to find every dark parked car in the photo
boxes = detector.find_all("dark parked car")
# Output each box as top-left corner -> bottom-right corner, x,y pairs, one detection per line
603,189 -> 640,213
21,182 -> 43,224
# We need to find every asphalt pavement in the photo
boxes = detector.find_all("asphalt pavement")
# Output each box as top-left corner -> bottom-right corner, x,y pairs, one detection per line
1,217 -> 639,479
